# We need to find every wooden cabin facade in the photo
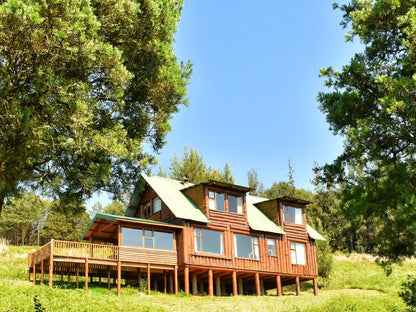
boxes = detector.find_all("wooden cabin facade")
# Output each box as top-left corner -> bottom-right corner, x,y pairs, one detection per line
28,174 -> 325,297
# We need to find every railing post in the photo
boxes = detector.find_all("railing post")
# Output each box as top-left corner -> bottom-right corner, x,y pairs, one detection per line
49,240 -> 54,289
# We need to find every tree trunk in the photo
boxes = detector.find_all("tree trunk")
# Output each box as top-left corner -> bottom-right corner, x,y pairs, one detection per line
0,194 -> 4,217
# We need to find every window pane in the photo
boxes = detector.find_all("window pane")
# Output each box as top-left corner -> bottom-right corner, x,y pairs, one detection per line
235,234 -> 253,259
122,227 -> 143,247
201,229 -> 223,254
296,243 -> 306,265
144,230 -> 153,238
291,249 -> 297,264
228,195 -> 238,213
154,231 -> 174,250
267,238 -> 276,256
237,197 -> 243,214
253,237 -> 259,260
195,236 -> 201,252
295,208 -> 303,224
289,207 -> 296,223
153,197 -> 161,213
216,193 -> 225,211
209,198 -> 216,210
144,238 -> 153,249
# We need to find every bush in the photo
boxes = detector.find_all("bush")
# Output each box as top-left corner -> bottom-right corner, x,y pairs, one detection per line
400,275 -> 416,311
317,240 -> 333,288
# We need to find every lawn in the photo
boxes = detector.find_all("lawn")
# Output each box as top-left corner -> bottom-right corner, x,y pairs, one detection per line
0,246 -> 413,311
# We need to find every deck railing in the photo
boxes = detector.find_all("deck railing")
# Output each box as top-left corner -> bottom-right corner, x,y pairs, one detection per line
53,240 -> 118,261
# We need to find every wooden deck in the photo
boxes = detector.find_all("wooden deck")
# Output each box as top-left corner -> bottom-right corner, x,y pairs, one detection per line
28,240 -> 179,296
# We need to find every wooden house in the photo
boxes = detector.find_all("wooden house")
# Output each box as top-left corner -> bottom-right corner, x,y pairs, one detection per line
28,174 -> 325,297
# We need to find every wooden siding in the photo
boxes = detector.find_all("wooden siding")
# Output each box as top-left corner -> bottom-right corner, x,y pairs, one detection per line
208,210 -> 249,231
182,184 -> 205,212
119,246 -> 177,265
256,199 -> 280,225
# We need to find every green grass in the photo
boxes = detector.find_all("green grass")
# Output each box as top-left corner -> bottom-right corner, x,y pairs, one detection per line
0,246 -> 413,311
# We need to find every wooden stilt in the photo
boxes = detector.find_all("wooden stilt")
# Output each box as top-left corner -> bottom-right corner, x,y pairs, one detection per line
67,266 -> 70,284
154,278 -> 158,291
184,266 -> 189,295
33,263 -> 36,285
60,266 -> 64,282
260,279 -> 265,296
147,263 -> 151,295
199,281 -> 205,295
192,273 -> 198,295
163,271 -> 167,294
76,264 -> 79,289
169,273 -> 174,294
49,240 -> 54,289
138,269 -> 141,291
276,275 -> 282,296
238,278 -> 243,295
85,258 -> 89,294
208,269 -> 213,296
117,261 -> 121,297
313,278 -> 318,296
255,273 -> 261,296
215,275 -> 221,296
295,277 -> 300,296
174,266 -> 178,295
232,271 -> 238,296
107,267 -> 111,290
221,282 -> 226,296
40,261 -> 44,284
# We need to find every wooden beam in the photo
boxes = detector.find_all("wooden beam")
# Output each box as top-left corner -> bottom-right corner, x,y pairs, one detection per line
76,264 -> 79,289
295,276 -> 300,296
33,263 -> 36,285
169,273 -> 174,294
192,273 -> 198,295
313,278 -> 318,296
184,266 -> 190,295
208,269 -> 213,296
260,279 -> 265,296
107,267 -> 111,290
117,261 -> 121,297
215,275 -> 221,296
85,258 -> 89,294
49,240 -> 54,289
276,275 -> 282,296
89,221 -> 117,239
163,270 -> 167,294
174,265 -> 178,295
147,263 -> 151,295
255,273 -> 260,296
232,271 -> 237,296
40,261 -> 44,284
67,266 -> 71,284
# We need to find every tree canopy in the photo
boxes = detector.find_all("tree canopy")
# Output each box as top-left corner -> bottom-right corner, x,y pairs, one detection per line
318,0 -> 416,262
0,0 -> 191,214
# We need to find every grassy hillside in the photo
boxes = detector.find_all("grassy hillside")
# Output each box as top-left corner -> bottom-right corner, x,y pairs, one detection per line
0,245 -> 414,311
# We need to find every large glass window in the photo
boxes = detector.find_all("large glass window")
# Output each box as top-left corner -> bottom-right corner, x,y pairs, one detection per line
122,227 -> 143,247
283,205 -> 303,224
153,197 -> 162,213
228,195 -> 243,214
290,242 -> 306,265
194,228 -> 224,255
267,238 -> 276,256
122,227 -> 174,251
208,192 -> 225,211
234,234 -> 259,260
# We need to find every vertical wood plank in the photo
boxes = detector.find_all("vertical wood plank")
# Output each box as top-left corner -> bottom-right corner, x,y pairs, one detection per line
208,269 -> 213,296
232,271 -> 238,296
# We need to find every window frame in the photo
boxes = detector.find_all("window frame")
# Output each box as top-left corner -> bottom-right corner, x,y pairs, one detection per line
153,197 -> 162,213
122,227 -> 175,251
208,188 -> 244,214
194,228 -> 224,255
266,238 -> 277,256
282,205 -> 304,225
290,241 -> 307,265
234,234 -> 260,260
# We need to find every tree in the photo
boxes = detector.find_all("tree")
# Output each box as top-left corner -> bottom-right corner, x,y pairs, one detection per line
0,0 -> 191,214
222,163 -> 235,184
316,240 -> 333,288
317,1 -> 416,262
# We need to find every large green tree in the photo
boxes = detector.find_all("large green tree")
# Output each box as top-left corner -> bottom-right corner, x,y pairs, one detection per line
0,0 -> 191,214
318,0 -> 416,262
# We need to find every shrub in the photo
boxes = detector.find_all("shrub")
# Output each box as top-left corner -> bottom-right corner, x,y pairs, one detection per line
400,275 -> 416,311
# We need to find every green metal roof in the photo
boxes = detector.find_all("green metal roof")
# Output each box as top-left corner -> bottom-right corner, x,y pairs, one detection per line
246,195 -> 286,235
141,174 -> 209,223
306,224 -> 326,241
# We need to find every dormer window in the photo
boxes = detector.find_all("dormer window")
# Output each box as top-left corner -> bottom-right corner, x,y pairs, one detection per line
208,190 -> 243,214
153,197 -> 162,213
283,205 -> 303,225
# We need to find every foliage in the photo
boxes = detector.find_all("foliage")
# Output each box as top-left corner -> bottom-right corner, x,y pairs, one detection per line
316,240 -> 333,288
400,275 -> 416,312
33,295 -> 45,312
0,193 -> 50,245
0,0 -> 192,214
247,168 -> 264,196
168,146 -> 235,184
317,0 -> 416,262
89,200 -> 126,218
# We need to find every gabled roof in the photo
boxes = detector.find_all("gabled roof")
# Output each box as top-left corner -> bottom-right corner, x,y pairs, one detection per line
136,174 -> 209,223
306,224 -> 326,241
246,195 -> 286,235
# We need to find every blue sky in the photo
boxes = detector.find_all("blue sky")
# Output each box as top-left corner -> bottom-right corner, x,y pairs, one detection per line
152,1 -> 362,191
87,1 -> 362,209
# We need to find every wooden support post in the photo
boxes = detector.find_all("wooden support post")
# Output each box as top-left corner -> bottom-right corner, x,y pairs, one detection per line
174,266 -> 178,295
138,270 -> 141,291
169,273 -> 174,294
40,261 -> 44,284
76,264 -> 79,289
163,271 -> 167,294
192,273 -> 198,295
215,275 -> 221,296
33,263 -> 36,285
295,277 -> 300,296
99,274 -> 102,285
260,279 -> 265,296
117,261 -> 121,297
238,278 -> 243,295
28,254 -> 31,281
232,271 -> 238,296
221,282 -> 226,296
313,278 -> 318,296
276,275 -> 282,296
60,266 -> 64,282
107,267 -> 111,290
67,266 -> 71,284
147,263 -> 151,295
84,258 -> 89,294
154,279 -> 158,291
208,269 -> 213,297
255,273 -> 261,296
184,266 -> 189,295
49,240 -> 54,289
199,281 -> 205,295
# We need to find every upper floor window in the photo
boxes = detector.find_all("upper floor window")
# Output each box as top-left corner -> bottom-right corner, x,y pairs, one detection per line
153,197 -> 162,213
290,242 -> 306,265
194,228 -> 224,255
283,205 -> 303,224
267,238 -> 277,256
122,227 -> 174,251
234,234 -> 259,260
141,197 -> 162,218
208,191 -> 243,214
142,202 -> 151,218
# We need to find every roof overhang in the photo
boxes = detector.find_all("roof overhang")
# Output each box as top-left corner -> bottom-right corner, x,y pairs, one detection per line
185,180 -> 252,193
